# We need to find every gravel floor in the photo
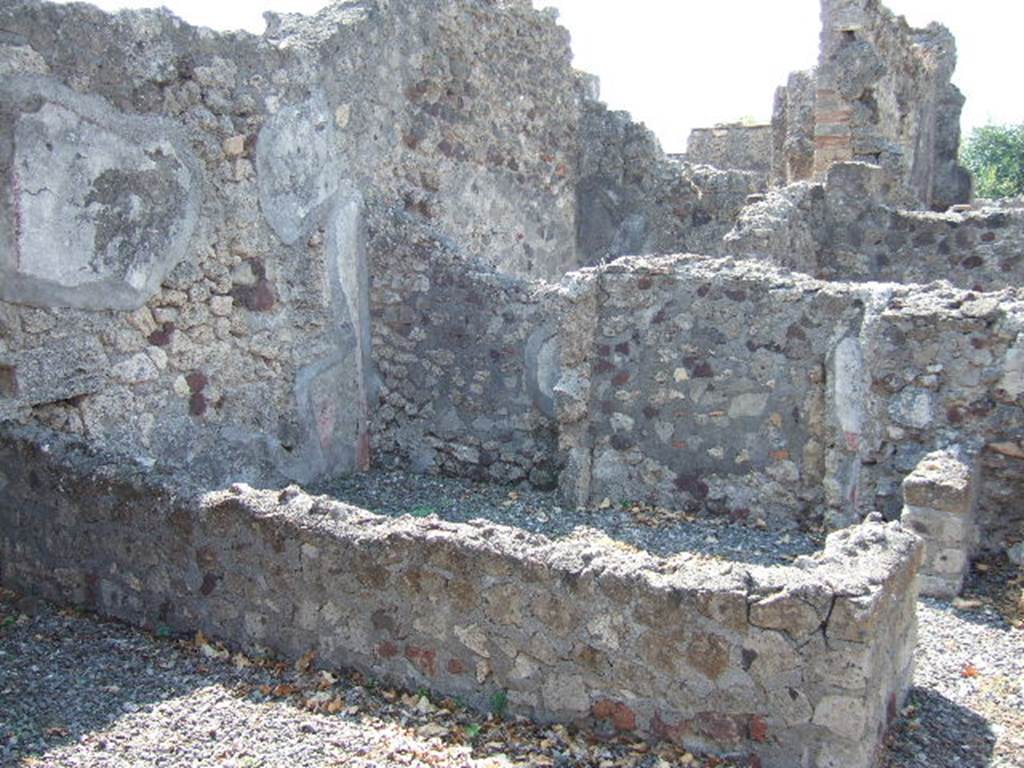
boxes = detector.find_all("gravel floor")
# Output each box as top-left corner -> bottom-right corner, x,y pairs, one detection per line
312,471 -> 822,566
0,587 -> 737,768
2,578 -> 1021,768
1,474 -> 1021,768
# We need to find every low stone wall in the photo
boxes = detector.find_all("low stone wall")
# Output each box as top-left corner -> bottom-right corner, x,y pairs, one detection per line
727,163 -> 1024,292
0,425 -> 922,768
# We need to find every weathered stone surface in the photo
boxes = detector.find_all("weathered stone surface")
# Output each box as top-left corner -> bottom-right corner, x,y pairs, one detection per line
0,425 -> 923,768
727,167 -> 1024,292
685,123 -> 773,176
0,3 -> 1010,765
812,695 -> 867,741
902,448 -> 980,597
1,77 -> 201,310
902,449 -> 976,513
577,98 -> 764,265
813,0 -> 970,210
255,93 -> 342,246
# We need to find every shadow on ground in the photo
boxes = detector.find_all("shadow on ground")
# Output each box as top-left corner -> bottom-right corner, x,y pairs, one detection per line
881,687 -> 996,768
0,588 -> 1011,768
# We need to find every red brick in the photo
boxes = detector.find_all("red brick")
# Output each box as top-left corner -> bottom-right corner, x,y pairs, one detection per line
404,645 -> 437,676
697,712 -> 743,743
591,699 -> 636,732
749,715 -> 769,742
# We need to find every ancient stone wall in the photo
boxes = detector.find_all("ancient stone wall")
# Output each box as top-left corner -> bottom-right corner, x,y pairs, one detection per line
854,286 -> 1024,547
0,424 -> 923,768
366,207 -> 563,488
698,0 -> 971,210
576,100 -> 765,264
557,256 -> 863,525
540,254 -> 1024,548
686,124 -> 773,176
0,0 -> 594,485
727,163 -> 1024,292
771,70 -> 817,187
365,239 -> 1024,549
975,442 -> 1024,555
813,0 -> 970,209
0,0 -> 788,489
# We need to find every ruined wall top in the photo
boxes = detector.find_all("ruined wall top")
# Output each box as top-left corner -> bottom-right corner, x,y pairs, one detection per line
813,0 -> 971,209
685,123 -> 773,176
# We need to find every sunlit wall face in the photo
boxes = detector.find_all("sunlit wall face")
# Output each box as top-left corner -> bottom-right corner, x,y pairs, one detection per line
52,0 -> 1022,153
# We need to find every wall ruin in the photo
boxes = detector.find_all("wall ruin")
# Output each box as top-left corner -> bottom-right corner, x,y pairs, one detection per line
0,0 -> 1022,762
0,425 -> 923,768
693,0 -> 972,211
0,0 -> 589,487
686,123 -> 774,177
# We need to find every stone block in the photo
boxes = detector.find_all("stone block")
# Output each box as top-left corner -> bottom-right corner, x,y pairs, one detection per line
900,505 -> 973,545
917,573 -> 963,600
901,449 -> 976,514
812,694 -> 867,741
925,546 -> 968,575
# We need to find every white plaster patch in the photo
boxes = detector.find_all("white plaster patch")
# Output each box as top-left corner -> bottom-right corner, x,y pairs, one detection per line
832,337 -> 866,437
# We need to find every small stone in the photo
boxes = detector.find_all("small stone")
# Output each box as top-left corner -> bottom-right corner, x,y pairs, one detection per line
126,307 -> 157,335
147,346 -> 168,371
1007,542 -> 1024,566
111,352 -> 159,385
223,134 -> 246,157
541,673 -> 588,713
812,695 -> 867,740
335,103 -> 351,129
591,699 -> 637,732
210,295 -> 234,317
173,375 -> 190,398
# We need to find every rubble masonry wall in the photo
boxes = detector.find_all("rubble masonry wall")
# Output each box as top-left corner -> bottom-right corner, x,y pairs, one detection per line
0,425 -> 922,768
0,0 -> 588,486
686,124 -> 773,176
728,163 -> 1024,292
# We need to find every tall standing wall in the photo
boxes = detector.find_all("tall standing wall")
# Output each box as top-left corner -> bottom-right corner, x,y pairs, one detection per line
0,0 -> 590,487
813,0 -> 970,209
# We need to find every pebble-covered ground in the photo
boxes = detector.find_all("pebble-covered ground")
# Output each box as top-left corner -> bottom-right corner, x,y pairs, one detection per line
313,471 -> 822,566
1,473 -> 1021,768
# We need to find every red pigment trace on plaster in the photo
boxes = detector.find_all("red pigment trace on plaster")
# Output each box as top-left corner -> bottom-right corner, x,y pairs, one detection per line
404,645 -> 437,676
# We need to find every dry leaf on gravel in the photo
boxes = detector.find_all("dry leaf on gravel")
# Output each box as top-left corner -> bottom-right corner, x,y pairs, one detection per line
295,649 -> 316,674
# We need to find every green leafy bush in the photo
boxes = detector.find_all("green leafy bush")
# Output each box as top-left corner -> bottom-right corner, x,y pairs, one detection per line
961,123 -> 1024,199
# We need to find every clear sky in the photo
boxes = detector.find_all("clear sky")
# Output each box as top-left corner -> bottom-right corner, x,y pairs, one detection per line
53,0 -> 1021,154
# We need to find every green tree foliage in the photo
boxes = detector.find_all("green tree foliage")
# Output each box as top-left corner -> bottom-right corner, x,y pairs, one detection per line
961,123 -> 1024,199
